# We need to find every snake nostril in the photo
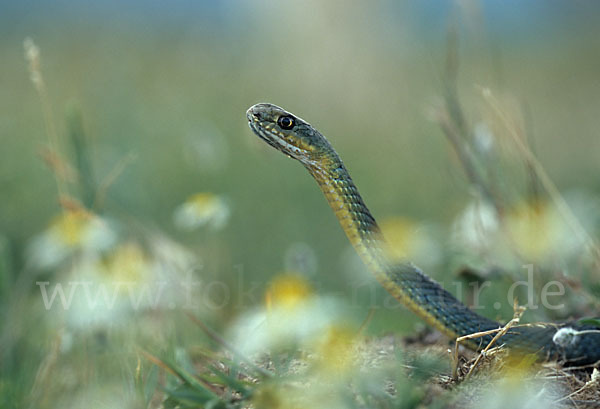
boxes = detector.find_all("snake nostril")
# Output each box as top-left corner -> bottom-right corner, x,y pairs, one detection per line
246,107 -> 261,121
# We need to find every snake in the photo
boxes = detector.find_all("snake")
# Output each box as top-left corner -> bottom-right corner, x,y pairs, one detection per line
246,102 -> 600,365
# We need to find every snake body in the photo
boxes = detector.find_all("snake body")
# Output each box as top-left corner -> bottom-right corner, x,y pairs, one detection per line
246,102 -> 600,365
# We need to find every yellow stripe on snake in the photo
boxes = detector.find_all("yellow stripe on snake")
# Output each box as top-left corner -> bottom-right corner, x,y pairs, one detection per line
246,103 -> 600,365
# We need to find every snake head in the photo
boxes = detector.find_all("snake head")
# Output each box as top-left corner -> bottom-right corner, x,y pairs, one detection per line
247,103 -> 333,167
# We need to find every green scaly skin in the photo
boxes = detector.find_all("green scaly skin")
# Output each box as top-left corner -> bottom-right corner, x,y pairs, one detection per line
246,102 -> 600,365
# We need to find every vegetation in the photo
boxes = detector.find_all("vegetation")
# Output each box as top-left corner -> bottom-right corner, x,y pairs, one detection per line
1,1 -> 599,408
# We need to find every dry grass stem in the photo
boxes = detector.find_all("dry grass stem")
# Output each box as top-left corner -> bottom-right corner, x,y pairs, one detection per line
453,303 -> 526,380
480,86 -> 600,269
93,152 -> 137,211
24,37 -> 70,201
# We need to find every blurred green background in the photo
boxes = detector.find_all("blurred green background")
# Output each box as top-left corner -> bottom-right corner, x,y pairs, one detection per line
1,0 -> 600,407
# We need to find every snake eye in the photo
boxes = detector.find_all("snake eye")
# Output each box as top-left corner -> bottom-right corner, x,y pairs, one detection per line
277,116 -> 295,130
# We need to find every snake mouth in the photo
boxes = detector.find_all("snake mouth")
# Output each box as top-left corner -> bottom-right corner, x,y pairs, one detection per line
247,116 -> 281,151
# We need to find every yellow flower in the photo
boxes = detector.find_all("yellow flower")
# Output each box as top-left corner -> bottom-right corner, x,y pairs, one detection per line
51,210 -> 90,246
506,200 -> 561,262
265,273 -> 313,311
380,217 -> 417,260
173,192 -> 230,231
103,241 -> 150,284
228,294 -> 349,356
380,216 -> 440,266
310,325 -> 357,374
28,210 -> 116,269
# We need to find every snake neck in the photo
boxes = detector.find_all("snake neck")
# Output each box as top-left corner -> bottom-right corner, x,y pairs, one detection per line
306,159 -> 391,279
303,151 -> 600,364
305,158 -> 499,339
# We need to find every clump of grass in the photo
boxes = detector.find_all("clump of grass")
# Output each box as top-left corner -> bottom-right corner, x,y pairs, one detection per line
151,315 -> 452,409
151,316 -> 600,409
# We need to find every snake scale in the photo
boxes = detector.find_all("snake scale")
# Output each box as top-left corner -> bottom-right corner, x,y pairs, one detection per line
247,102 -> 600,365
